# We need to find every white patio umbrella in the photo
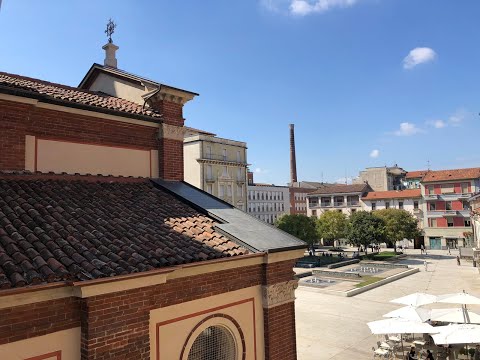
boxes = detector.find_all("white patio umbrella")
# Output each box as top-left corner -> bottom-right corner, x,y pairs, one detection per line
390,292 -> 437,307
431,324 -> 480,345
383,306 -> 431,322
436,292 -> 480,305
430,308 -> 480,324
368,318 -> 439,358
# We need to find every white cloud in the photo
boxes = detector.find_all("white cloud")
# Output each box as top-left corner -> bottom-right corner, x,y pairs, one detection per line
370,149 -> 380,158
449,108 -> 468,127
403,47 -> 437,69
254,167 -> 269,174
290,0 -> 358,15
335,177 -> 353,184
394,122 -> 423,136
429,119 -> 447,129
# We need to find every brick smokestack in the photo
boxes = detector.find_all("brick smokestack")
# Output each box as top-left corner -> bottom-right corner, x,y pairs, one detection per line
289,124 -> 298,184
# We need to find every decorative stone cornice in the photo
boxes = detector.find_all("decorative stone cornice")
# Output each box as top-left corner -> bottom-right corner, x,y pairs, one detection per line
145,88 -> 196,105
159,123 -> 186,141
262,280 -> 298,309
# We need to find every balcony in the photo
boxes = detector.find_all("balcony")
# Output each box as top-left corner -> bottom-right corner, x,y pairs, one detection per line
439,193 -> 472,200
205,177 -> 216,183
320,203 -> 332,208
334,202 -> 345,207
347,201 -> 360,207
423,194 -> 438,200
308,202 -> 319,208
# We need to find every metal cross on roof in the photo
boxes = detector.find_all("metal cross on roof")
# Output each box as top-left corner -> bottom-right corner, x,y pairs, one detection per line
105,18 -> 116,43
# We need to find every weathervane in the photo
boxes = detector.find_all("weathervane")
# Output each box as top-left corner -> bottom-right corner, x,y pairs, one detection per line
105,18 -> 117,43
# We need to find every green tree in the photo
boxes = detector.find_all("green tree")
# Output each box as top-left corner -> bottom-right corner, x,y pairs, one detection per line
346,211 -> 385,254
316,211 -> 348,245
275,214 -> 317,248
375,208 -> 421,253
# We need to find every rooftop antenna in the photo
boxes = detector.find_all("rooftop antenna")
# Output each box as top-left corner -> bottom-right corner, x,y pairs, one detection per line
321,172 -> 324,183
427,160 -> 431,170
345,169 -> 348,185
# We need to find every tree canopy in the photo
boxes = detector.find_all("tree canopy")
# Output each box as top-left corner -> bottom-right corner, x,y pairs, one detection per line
316,211 -> 348,244
374,208 -> 421,252
275,214 -> 317,246
346,211 -> 385,253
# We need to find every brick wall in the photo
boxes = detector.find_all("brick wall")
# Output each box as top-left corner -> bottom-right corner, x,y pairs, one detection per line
0,297 -> 80,345
1,258 -> 298,360
149,100 -> 184,127
263,302 -> 297,360
0,98 -> 184,180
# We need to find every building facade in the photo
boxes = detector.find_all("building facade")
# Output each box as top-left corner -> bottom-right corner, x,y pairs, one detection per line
353,165 -> 407,191
421,168 -> 480,249
247,183 -> 290,224
184,134 -> 248,210
306,184 -> 372,218
404,170 -> 428,189
0,40 -> 304,360
469,193 -> 480,248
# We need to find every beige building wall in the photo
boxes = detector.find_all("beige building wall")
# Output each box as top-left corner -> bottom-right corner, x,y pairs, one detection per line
88,72 -> 153,105
25,136 -> 157,178
184,135 -> 248,211
0,327 -> 80,360
354,168 -> 388,191
150,285 -> 264,360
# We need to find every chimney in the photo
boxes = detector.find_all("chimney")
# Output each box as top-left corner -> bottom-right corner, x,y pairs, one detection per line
289,124 -> 298,184
102,42 -> 119,68
247,171 -> 254,185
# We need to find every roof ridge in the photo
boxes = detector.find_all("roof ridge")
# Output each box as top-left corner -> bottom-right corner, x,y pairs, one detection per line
0,170 -> 147,183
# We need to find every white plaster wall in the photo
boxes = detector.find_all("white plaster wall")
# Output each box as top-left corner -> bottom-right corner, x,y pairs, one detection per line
183,142 -> 202,188
89,73 -> 148,105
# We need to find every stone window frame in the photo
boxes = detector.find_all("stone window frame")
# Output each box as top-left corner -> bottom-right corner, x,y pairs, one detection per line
180,313 -> 246,360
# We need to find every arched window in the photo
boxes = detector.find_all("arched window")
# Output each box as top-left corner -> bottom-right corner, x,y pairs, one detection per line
188,326 -> 236,360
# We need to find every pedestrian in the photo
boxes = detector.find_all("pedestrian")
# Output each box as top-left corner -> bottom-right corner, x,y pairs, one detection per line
457,256 -> 461,266
421,244 -> 424,254
447,246 -> 451,255
426,349 -> 435,360
424,260 -> 428,272
474,344 -> 480,360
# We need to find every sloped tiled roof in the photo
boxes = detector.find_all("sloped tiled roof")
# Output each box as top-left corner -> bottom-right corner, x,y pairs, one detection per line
423,168 -> 480,182
0,71 -> 162,120
0,174 -> 247,289
406,170 -> 428,179
362,188 -> 422,201
309,183 -> 371,195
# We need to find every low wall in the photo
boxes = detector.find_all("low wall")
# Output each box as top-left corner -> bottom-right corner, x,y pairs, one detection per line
311,269 -> 361,279
345,268 -> 419,297
360,262 -> 409,269
327,259 -> 360,269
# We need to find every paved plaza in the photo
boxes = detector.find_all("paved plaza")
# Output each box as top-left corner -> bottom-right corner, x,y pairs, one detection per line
295,249 -> 480,360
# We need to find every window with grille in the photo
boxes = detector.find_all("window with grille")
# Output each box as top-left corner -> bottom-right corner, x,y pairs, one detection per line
187,325 -> 237,360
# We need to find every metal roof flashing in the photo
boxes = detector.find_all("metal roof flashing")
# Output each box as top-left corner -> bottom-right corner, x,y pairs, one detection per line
151,179 -> 307,253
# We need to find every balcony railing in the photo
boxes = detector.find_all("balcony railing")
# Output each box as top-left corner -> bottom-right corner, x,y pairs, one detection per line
347,201 -> 360,206
334,202 -> 345,207
423,194 -> 438,200
320,203 -> 332,207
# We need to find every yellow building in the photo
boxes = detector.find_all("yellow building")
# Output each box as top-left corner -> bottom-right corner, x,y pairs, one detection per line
184,134 -> 248,210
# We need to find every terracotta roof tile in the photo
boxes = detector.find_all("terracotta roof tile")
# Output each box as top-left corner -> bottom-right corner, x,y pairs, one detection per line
362,189 -> 422,200
0,174 -> 248,289
422,168 -> 480,182
0,71 -> 162,120
405,170 -> 428,179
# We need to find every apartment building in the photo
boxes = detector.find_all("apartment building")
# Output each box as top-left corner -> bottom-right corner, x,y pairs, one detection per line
404,170 -> 428,189
362,188 -> 423,225
421,168 -> 480,249
184,134 -> 248,210
247,183 -> 290,224
469,192 -> 480,249
353,165 -> 407,191
307,183 -> 372,218
289,182 -> 335,215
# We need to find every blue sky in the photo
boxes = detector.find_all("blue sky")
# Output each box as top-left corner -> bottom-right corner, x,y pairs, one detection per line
1,1 -> 479,185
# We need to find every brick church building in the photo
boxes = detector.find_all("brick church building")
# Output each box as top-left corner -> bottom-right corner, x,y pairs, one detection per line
0,39 -> 305,360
